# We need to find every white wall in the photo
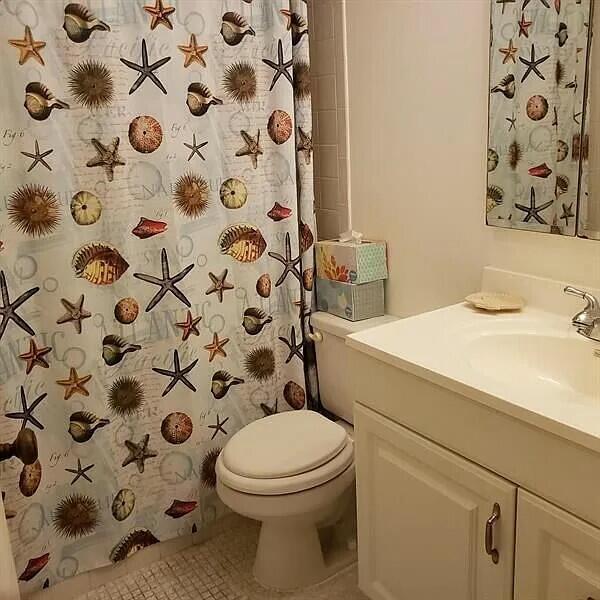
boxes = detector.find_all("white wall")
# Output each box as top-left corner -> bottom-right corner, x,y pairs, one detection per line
487,229 -> 600,289
342,0 -> 600,317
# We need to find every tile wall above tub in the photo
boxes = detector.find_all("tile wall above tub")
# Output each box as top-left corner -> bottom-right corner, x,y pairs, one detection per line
308,0 -> 350,240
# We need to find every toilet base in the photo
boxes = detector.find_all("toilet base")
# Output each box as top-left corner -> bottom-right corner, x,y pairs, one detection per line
254,519 -> 326,590
216,461 -> 356,591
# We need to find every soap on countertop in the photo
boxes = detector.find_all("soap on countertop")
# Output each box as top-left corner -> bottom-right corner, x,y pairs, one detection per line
465,291 -> 525,312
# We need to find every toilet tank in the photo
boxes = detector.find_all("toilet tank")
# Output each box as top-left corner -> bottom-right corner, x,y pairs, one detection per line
310,312 -> 398,425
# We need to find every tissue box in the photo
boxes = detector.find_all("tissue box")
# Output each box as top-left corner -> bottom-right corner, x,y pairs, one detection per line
316,278 -> 384,321
316,239 -> 387,284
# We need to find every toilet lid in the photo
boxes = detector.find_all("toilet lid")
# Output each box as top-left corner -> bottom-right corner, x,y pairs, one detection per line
221,411 -> 349,479
217,439 -> 354,495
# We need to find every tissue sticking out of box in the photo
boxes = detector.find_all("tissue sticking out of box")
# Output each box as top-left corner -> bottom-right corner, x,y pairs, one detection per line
339,230 -> 364,244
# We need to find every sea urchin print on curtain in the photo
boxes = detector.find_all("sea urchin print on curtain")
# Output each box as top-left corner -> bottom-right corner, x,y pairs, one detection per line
0,0 -> 315,593
487,0 -> 592,235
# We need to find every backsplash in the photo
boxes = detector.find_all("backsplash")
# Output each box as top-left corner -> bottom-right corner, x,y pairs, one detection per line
308,0 -> 350,240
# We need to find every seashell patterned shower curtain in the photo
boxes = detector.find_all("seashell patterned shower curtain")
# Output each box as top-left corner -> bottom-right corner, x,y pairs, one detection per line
0,0 -> 315,593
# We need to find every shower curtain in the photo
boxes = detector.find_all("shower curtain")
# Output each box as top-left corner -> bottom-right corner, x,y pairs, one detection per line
0,0 -> 315,593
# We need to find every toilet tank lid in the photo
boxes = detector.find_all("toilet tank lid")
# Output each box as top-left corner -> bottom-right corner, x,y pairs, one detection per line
311,311 -> 399,339
221,411 -> 349,479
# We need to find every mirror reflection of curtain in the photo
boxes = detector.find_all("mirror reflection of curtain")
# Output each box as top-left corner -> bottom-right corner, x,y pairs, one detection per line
487,0 -> 592,236
579,3 -> 599,239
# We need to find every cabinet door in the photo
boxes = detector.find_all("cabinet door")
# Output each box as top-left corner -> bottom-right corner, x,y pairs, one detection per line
515,490 -> 600,600
355,403 -> 516,600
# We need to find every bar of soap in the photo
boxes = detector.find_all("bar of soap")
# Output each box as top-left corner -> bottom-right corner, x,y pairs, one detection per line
465,292 -> 524,311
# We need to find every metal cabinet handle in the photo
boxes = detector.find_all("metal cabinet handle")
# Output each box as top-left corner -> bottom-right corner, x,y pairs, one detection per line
485,503 -> 501,564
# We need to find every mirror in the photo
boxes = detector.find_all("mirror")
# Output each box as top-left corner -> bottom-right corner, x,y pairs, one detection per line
486,0 -> 594,237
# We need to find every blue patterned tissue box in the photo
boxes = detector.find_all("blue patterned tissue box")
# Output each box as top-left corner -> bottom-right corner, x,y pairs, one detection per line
315,239 -> 388,285
316,278 -> 385,321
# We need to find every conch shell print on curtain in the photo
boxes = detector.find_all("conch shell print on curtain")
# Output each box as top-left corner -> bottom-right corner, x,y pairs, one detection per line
0,0 -> 315,593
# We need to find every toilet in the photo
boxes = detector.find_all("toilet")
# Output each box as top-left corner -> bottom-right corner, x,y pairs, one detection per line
216,312 -> 396,590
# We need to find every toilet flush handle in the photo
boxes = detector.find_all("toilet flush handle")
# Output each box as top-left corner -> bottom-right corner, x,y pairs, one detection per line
307,331 -> 323,343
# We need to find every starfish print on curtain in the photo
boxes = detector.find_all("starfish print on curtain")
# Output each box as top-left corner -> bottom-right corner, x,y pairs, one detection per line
178,34 -> 208,68
236,130 -> 263,168
5,387 -> 47,430
65,459 -> 95,484
86,137 -> 126,181
55,368 -> 92,400
133,248 -> 194,311
152,350 -> 199,396
143,0 -> 176,30
204,333 -> 230,361
21,140 -> 53,171
0,271 -> 39,341
184,134 -> 208,161
56,295 -> 92,333
262,39 -> 294,90
208,414 -> 229,439
120,39 -> 172,95
8,25 -> 46,65
18,339 -> 52,374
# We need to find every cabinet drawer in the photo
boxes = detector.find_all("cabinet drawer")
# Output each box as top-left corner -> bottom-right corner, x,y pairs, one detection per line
355,403 -> 516,600
515,490 -> 600,600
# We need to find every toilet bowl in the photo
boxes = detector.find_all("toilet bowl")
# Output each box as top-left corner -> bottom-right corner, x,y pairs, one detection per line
216,312 -> 397,591
216,410 -> 355,590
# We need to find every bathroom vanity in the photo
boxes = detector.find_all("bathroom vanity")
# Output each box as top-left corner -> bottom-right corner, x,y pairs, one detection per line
346,268 -> 600,600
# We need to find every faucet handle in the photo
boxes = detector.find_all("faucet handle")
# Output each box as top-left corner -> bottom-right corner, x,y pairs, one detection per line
564,286 -> 600,311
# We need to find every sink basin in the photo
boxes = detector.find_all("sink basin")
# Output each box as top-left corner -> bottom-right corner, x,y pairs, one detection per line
466,331 -> 598,404
347,301 -> 600,447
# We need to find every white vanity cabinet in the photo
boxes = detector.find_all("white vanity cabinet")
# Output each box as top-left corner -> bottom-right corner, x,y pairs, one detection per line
355,404 -> 516,600
355,403 -> 600,600
343,269 -> 600,600
515,491 -> 600,600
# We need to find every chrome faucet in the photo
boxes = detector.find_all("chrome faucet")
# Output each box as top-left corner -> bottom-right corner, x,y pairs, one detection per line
564,286 -> 600,342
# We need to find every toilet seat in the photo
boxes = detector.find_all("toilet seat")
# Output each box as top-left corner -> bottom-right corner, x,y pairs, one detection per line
217,411 -> 354,495
217,439 -> 354,495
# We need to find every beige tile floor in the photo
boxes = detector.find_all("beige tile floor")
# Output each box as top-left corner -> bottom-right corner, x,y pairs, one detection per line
75,518 -> 367,600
